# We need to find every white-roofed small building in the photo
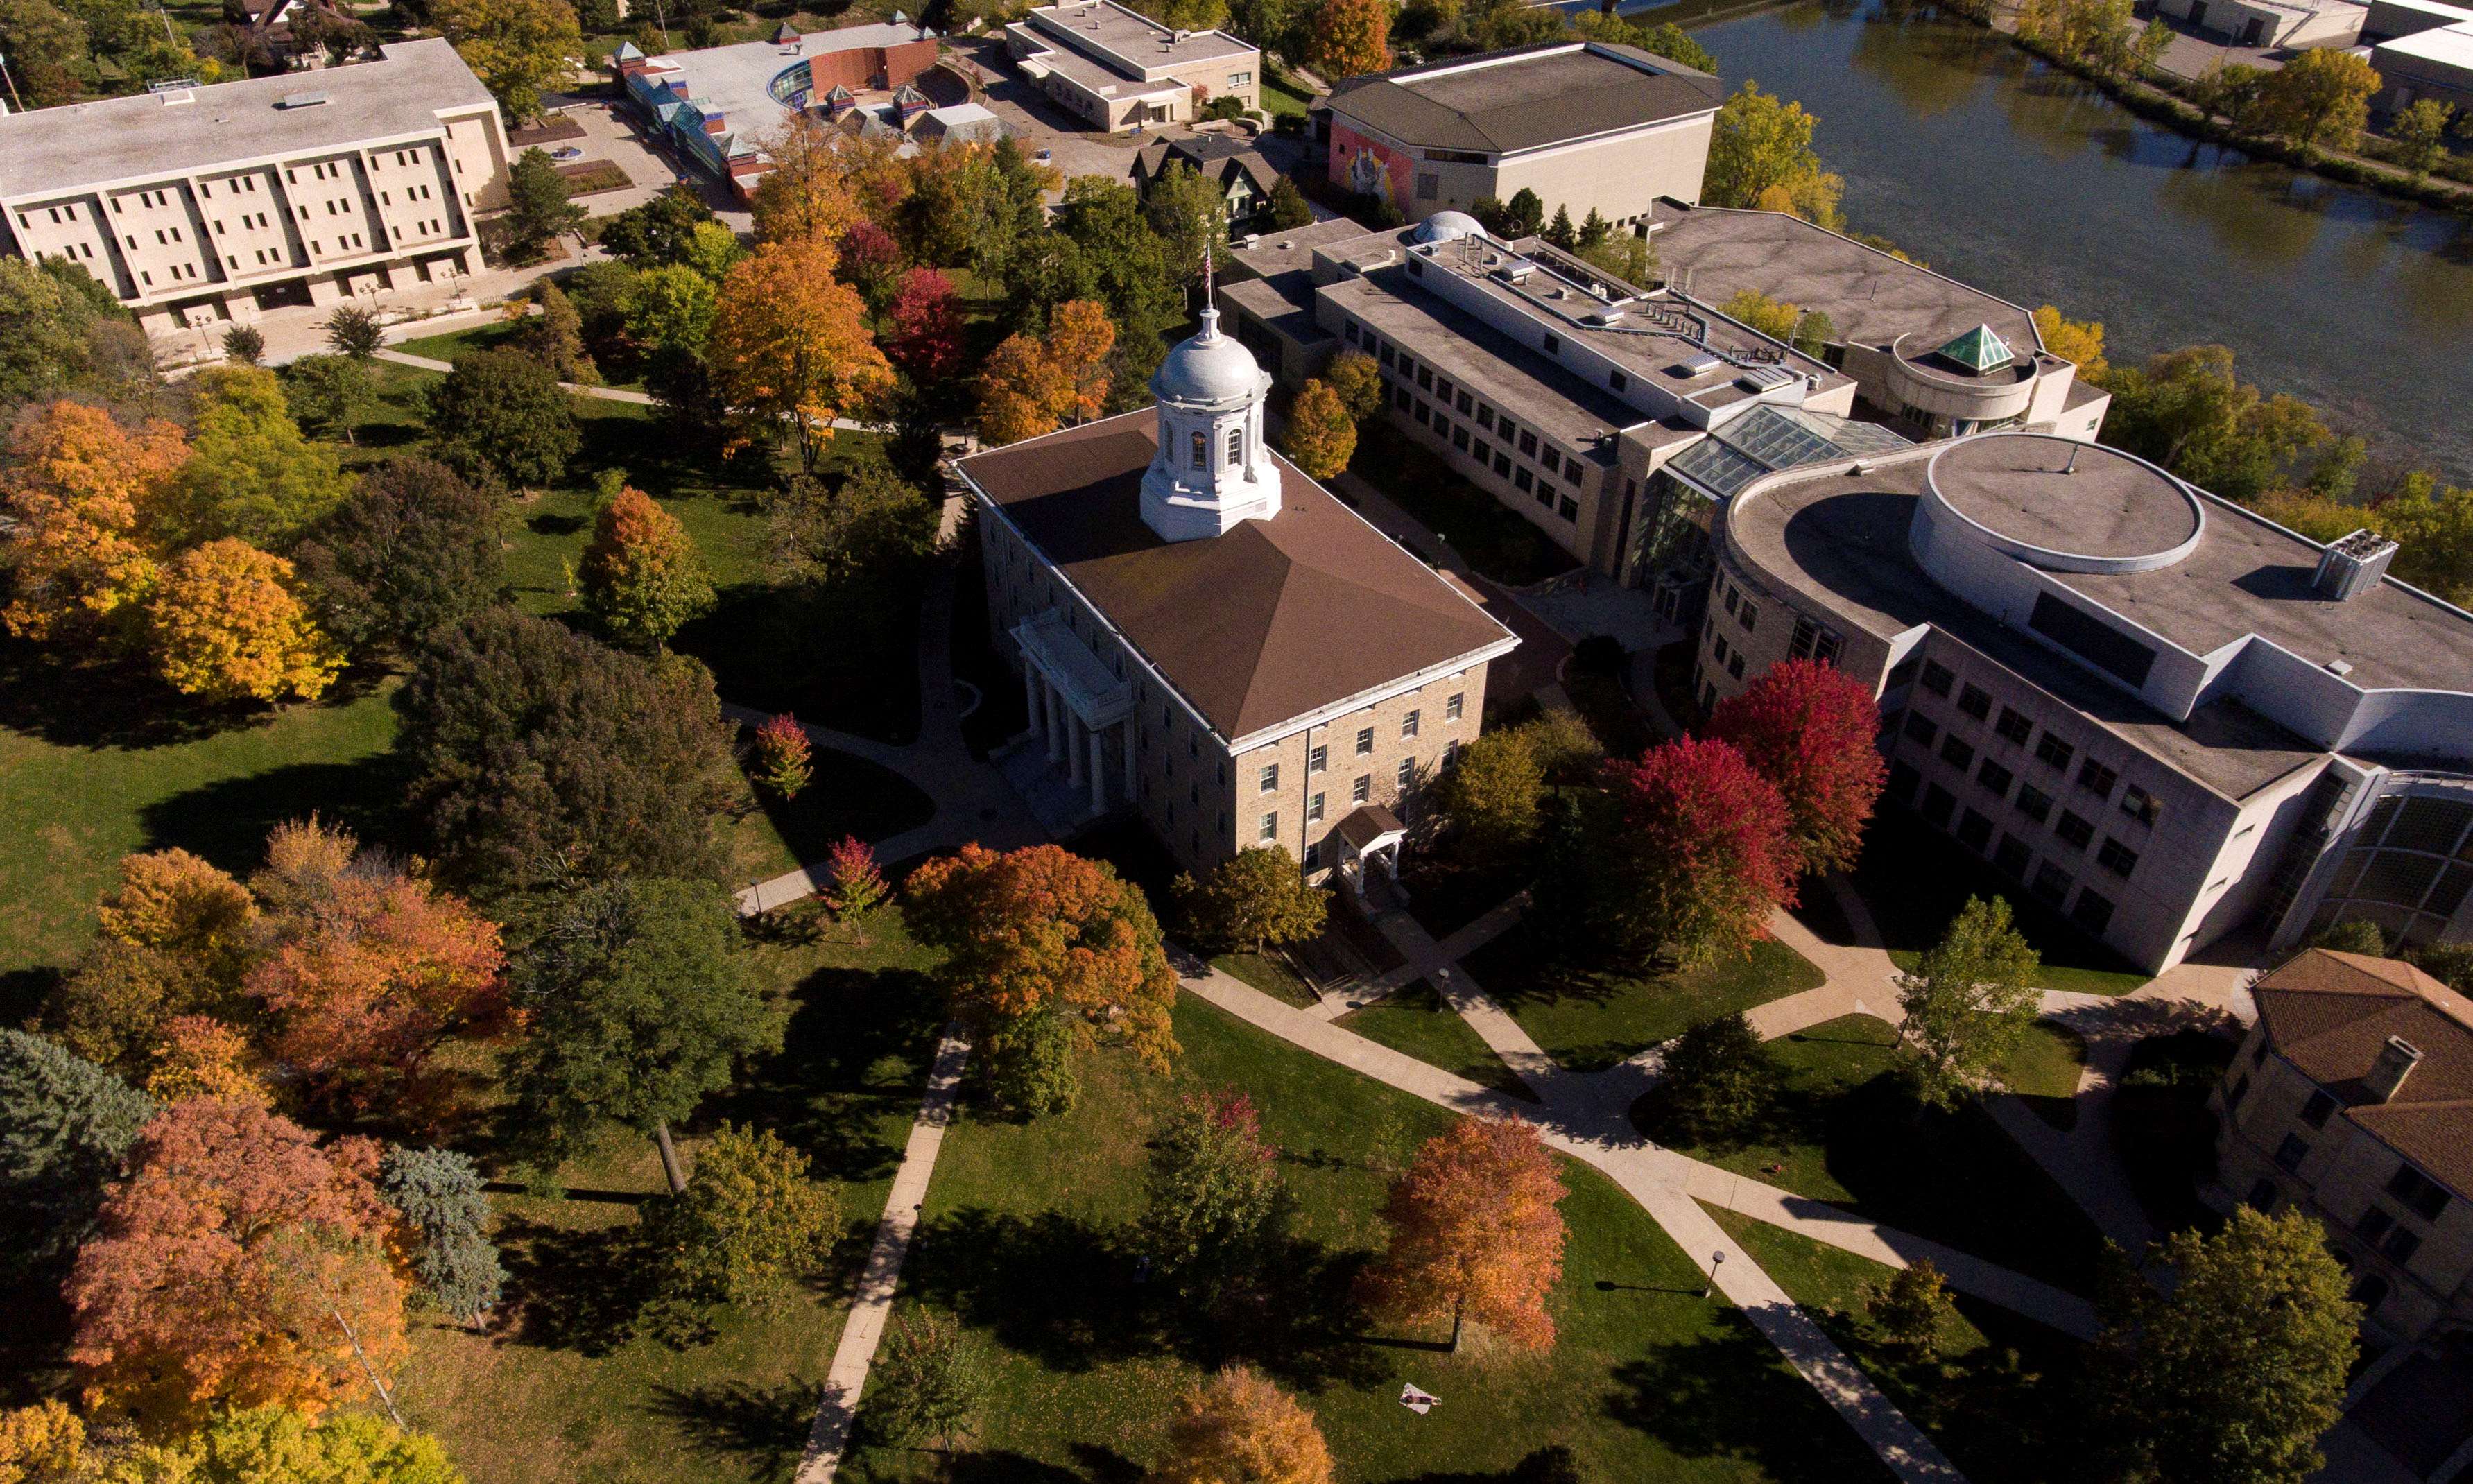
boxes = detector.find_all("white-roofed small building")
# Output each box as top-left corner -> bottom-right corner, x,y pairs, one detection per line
2375,19 -> 2473,112
0,39 -> 507,335
1003,0 -> 1259,132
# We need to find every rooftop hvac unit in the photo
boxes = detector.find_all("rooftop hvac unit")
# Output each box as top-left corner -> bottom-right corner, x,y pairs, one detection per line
276,91 -> 330,109
2313,528 -> 2399,601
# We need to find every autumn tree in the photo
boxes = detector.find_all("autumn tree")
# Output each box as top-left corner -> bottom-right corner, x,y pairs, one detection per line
290,456 -> 506,658
1651,1012 -> 1780,1146
516,280 -> 596,383
0,1028 -> 157,1266
1597,737 -> 1798,967
748,114 -> 874,248
886,267 -> 966,392
1895,895 -> 2041,1111
975,300 -> 1117,446
2089,1207 -> 2356,1484
903,843 -> 1181,1071
1866,1257 -> 1953,1356
1705,83 -> 1843,229
244,818 -> 508,1119
1144,1089 -> 1289,1293
867,1309 -> 988,1453
434,0 -> 579,122
709,238 -> 893,474
0,1400 -> 87,1482
510,877 -> 779,1193
1172,848 -> 1329,956
579,486 -> 715,650
145,1015 -> 270,1107
1706,657 -> 1884,876
102,1406 -> 467,1484
395,609 -> 736,897
378,1146 -> 504,1328
49,849 -> 258,1069
752,713 -> 813,799
1047,298 -> 1118,422
645,1123 -> 837,1307
0,400 -> 187,646
146,538 -> 345,704
822,835 -> 890,941
2032,304 -> 2108,381
1278,378 -> 1356,479
1028,180 -> 1182,402
1306,0 -> 1388,78
1148,1366 -> 1334,1484
1321,350 -> 1383,422
2253,46 -> 2379,150
65,1098 -> 406,1422
2254,474 -> 2473,607
422,348 -> 581,490
1361,1115 -> 1566,1352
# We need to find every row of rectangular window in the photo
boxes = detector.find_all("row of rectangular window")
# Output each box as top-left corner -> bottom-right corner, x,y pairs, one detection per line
1895,761 -> 2119,935
1907,708 -> 2142,879
1914,661 -> 2162,828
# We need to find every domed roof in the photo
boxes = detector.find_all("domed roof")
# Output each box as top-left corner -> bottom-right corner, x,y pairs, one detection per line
1151,307 -> 1264,406
1413,209 -> 1485,244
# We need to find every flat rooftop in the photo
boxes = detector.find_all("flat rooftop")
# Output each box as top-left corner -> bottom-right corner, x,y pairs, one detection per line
1933,438 -> 2202,562
1230,215 -> 1372,277
2377,19 -> 2473,64
1649,202 -> 2040,354
0,40 -> 497,200
1024,0 -> 1254,71
1726,450 -> 2473,797
1324,42 -> 1722,155
626,21 -> 933,134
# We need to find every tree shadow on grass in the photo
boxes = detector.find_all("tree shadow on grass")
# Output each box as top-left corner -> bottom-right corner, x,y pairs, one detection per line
1608,1315 -> 1904,1481
0,642 -> 253,750
499,1216 -> 653,1356
648,1377 -> 825,1483
704,961 -> 945,1187
135,750 -> 418,875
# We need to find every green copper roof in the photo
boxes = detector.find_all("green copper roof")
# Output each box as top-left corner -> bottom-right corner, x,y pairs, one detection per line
1935,323 -> 2015,373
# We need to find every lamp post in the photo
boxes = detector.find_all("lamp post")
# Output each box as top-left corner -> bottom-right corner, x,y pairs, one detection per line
1701,1249 -> 1725,1300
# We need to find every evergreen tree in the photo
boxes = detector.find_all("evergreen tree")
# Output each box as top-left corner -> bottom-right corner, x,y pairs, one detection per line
291,456 -> 506,658
378,1146 -> 505,1327
422,348 -> 580,490
1653,1013 -> 1780,1146
0,1028 -> 157,1267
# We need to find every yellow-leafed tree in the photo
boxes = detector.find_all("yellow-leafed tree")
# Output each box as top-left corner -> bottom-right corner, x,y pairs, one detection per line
0,400 -> 187,643
146,538 -> 343,703
1146,1366 -> 1334,1484
709,239 -> 894,474
1278,379 -> 1356,480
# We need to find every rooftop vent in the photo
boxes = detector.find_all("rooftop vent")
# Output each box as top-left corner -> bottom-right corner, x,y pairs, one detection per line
1583,309 -> 1625,327
1492,258 -> 1535,284
1677,352 -> 1721,377
2325,659 -> 2354,675
2313,528 -> 2398,602
276,91 -> 329,110
148,76 -> 200,94
2366,1035 -> 2423,1103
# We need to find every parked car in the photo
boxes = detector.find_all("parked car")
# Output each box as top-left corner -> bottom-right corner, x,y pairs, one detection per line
551,146 -> 584,162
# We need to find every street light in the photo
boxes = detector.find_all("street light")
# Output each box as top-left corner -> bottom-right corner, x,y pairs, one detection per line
1701,1249 -> 1725,1299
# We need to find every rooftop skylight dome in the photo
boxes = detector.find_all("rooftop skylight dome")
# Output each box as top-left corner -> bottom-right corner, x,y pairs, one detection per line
1934,323 -> 2015,374
1411,209 -> 1486,245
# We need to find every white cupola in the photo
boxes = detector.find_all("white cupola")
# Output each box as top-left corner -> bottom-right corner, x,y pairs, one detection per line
1140,248 -> 1281,542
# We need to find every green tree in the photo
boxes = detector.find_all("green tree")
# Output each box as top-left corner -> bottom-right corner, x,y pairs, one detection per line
2194,62 -> 2273,132
1321,350 -> 1382,422
0,0 -> 90,107
1652,1012 -> 1779,1145
1435,723 -> 1546,863
1865,1258 -> 1952,1355
1895,896 -> 2040,1111
221,325 -> 266,368
2091,1207 -> 2357,1484
377,1146 -> 504,1327
1578,232 -> 1656,288
865,1309 -> 988,1452
1172,847 -> 1329,956
1266,175 -> 1313,230
580,485 -> 714,649
0,1028 -> 157,1268
2099,344 -> 2327,500
2309,919 -> 2388,956
515,280 -> 595,383
2393,98 -> 2457,182
325,304 -> 384,360
0,254 -> 151,407
645,1123 -> 836,1306
1144,162 -> 1233,283
1704,82 -> 1831,212
979,1005 -> 1083,1116
1277,377 -> 1356,479
1542,203 -> 1576,250
1144,1089 -> 1289,1292
2253,46 -> 2379,151
1505,187 -> 1545,236
434,0 -> 580,122
503,147 -> 587,261
422,347 -> 580,490
1045,178 -> 1185,406
171,365 -> 354,548
766,449 -> 940,589
623,263 -> 721,360
598,185 -> 717,268
395,609 -> 736,897
291,456 -> 506,657
511,879 -> 779,1193
1568,10 -> 1716,70
285,353 -> 377,445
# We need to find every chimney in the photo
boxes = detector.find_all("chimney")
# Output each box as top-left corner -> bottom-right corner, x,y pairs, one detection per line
2365,1035 -> 2423,1103
2313,528 -> 2399,601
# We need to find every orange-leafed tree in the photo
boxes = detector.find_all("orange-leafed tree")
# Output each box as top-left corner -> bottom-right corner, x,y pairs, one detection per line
976,333 -> 1075,447
902,843 -> 1180,1069
579,485 -> 716,650
1307,0 -> 1390,79
749,114 -> 875,248
1361,1115 -> 1567,1353
1279,379 -> 1356,480
0,401 -> 188,644
1147,1365 -> 1334,1484
51,848 -> 261,1070
96,847 -> 259,980
1705,657 -> 1886,877
1045,299 -> 1117,424
146,538 -> 343,704
245,818 -> 507,1120
64,1098 -> 407,1422
708,238 -> 895,474
146,1015 -> 272,1107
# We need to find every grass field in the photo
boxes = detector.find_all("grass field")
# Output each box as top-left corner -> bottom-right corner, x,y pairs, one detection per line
1211,951 -> 1322,1010
1708,1210 -> 2094,1483
841,990 -> 1899,1482
1648,1016 -> 2106,1293
1852,811 -> 2151,996
1464,930 -> 1827,1073
1337,979 -> 1534,1101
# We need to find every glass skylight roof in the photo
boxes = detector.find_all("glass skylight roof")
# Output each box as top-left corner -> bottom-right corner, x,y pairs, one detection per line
1666,406 -> 1914,499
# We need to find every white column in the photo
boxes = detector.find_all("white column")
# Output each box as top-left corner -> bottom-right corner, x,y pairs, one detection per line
1025,668 -> 1044,743
1067,712 -> 1085,787
1045,683 -> 1065,763
1089,726 -> 1107,815
1121,719 -> 1138,801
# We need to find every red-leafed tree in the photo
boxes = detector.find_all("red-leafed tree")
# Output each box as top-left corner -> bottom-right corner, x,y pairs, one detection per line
902,843 -> 1178,1069
838,219 -> 903,306
822,835 -> 888,942
64,1098 -> 406,1422
1707,657 -> 1885,875
752,712 -> 813,799
886,268 -> 965,390
1600,737 -> 1798,966
1359,1116 -> 1566,1353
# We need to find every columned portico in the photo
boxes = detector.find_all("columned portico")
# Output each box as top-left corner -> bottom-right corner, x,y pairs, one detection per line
1014,610 -> 1133,818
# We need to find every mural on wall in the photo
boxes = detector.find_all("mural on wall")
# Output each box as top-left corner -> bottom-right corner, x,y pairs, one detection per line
1328,122 -> 1409,210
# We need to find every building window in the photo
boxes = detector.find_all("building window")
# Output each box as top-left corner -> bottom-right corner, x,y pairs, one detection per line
1979,759 -> 2013,797
2056,810 -> 2095,849
2096,837 -> 2139,878
1542,448 -> 1560,474
2302,1091 -> 2338,1129
1446,692 -> 1463,721
1494,451 -> 1512,477
1542,332 -> 1560,354
1957,683 -> 1992,721
2071,887 -> 2115,934
1920,784 -> 1955,827
2031,862 -> 2071,904
2384,1227 -> 2423,1264
1444,739 -> 1459,768
1396,758 -> 1414,790
1559,497 -> 1579,522
2078,758 -> 2119,800
1957,809 -> 1993,852
1355,726 -> 1374,755
1608,369 -> 1628,392
1993,834 -> 2030,877
1920,660 -> 1955,697
2388,1164 -> 2450,1221
1352,774 -> 1370,804
1476,406 -> 1494,431
1902,711 -> 1937,746
1939,734 -> 1974,770
1738,603 -> 1757,634
1473,439 -> 1492,463
2017,783 -> 2053,823
1227,428 -> 1243,466
1416,172 -> 1439,200
2245,1178 -> 2280,1211
2121,785 -> 2160,827
1888,759 -> 1921,802
1259,763 -> 1278,793
1308,744 -> 1327,774
1402,710 -> 1419,739
1994,707 -> 2033,745
1190,431 -> 1207,469
2274,1134 -> 2310,1173
2228,1073 -> 2250,1108
1260,811 -> 1278,843
1308,792 -> 1325,823
1304,841 -> 1320,868
2035,732 -> 2076,771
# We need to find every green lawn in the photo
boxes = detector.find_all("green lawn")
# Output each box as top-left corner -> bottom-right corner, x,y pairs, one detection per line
1345,422 -> 1580,587
1853,811 -> 2152,995
1338,979 -> 1535,1101
1463,929 -> 1826,1073
841,990 -> 1897,1482
1648,1016 -> 2106,1293
721,742 -> 936,889
2006,1021 -> 2089,1132
1212,950 -> 1322,1010
393,320 -> 527,367
1707,1210 -> 2094,1482
395,913 -> 951,1484
1259,71 -> 1316,120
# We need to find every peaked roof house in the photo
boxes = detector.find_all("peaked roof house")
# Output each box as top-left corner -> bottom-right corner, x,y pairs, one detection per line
1130,135 -> 1284,223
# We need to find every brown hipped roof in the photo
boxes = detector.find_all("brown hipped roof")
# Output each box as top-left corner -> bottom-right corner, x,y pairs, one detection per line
2255,949 -> 2473,1196
957,413 -> 1513,741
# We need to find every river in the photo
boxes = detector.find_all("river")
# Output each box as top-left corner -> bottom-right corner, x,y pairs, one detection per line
1614,1 -> 2473,482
